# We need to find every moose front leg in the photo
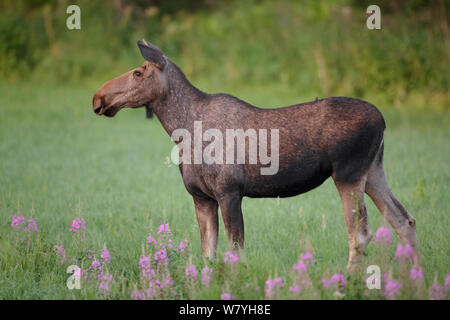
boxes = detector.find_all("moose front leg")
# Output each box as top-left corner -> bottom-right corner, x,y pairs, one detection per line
193,196 -> 219,259
218,194 -> 244,251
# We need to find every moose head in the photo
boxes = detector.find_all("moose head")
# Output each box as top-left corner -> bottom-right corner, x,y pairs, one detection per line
92,40 -> 167,118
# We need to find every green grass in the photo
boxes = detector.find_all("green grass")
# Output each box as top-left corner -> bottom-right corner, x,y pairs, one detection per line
0,82 -> 449,299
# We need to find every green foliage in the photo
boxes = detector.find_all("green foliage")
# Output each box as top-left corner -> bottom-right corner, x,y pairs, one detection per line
0,0 -> 448,109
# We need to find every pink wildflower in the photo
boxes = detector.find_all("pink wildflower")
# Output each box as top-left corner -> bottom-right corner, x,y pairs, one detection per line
157,223 -> 171,238
101,249 -> 110,264
221,293 -> 234,300
383,274 -> 402,299
374,226 -> 393,245
11,215 -> 38,233
429,283 -> 445,300
139,256 -> 155,279
178,240 -> 186,253
293,260 -> 307,274
289,284 -> 301,294
146,234 -> 158,248
154,248 -> 169,266
300,279 -> 312,287
265,277 -> 283,298
176,238 -> 189,253
409,268 -> 424,284
70,218 -> 86,238
394,243 -> 414,263
11,215 -> 25,229
321,278 -> 330,287
163,278 -> 174,289
131,289 -> 143,300
445,274 -> 450,292
300,252 -> 314,265
54,245 -> 66,264
27,218 -> 38,232
185,264 -> 198,278
321,273 -> 346,290
201,267 -> 214,287
99,274 -> 113,293
90,260 -> 102,273
331,273 -> 346,288
224,251 -> 239,264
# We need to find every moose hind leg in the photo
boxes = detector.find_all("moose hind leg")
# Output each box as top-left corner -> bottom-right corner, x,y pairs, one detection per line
365,161 -> 421,267
333,175 -> 373,272
193,196 -> 219,259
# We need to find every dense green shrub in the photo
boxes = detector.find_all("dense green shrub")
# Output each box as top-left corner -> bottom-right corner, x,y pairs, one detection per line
0,0 -> 448,109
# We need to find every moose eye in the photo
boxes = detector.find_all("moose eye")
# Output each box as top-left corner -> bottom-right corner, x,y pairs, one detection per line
134,71 -> 142,77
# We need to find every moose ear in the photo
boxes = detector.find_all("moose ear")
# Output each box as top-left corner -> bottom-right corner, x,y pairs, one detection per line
137,39 -> 166,69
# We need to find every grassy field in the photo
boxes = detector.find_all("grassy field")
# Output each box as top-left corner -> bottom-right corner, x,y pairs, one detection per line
0,81 -> 448,299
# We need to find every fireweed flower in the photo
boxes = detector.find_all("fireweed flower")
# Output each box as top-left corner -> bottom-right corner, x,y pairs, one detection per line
445,274 -> 450,292
146,234 -> 158,248
11,215 -> 38,233
201,267 -> 214,287
300,279 -> 312,287
70,218 -> 86,238
409,268 -> 424,284
321,273 -> 346,291
321,278 -> 329,287
185,264 -> 198,278
99,274 -> 113,293
221,293 -> 234,300
87,249 -> 94,259
131,289 -> 144,300
154,248 -> 169,266
331,274 -> 346,288
157,223 -> 171,239
383,274 -> 402,299
90,260 -> 102,273
289,284 -> 301,294
54,245 -> 66,264
224,251 -> 239,264
176,238 -> 189,254
162,278 -> 174,289
300,252 -> 314,266
11,215 -> 25,230
101,249 -> 111,264
429,283 -> 445,300
394,243 -> 414,263
374,226 -> 393,245
27,218 -> 38,232
293,260 -> 307,274
139,256 -> 155,279
265,277 -> 283,298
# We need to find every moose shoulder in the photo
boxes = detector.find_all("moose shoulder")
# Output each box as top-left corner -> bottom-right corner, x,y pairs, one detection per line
93,40 -> 421,272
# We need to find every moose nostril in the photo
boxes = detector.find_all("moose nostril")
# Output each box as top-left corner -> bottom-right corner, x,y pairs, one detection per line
93,94 -> 104,114
94,106 -> 102,114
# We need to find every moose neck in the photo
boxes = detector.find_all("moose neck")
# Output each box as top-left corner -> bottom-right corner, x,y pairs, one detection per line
151,62 -> 207,136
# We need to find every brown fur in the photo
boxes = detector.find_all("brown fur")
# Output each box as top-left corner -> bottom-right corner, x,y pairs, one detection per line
92,40 -> 421,270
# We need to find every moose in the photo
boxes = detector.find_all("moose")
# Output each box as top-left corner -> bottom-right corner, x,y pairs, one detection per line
93,40 -> 421,271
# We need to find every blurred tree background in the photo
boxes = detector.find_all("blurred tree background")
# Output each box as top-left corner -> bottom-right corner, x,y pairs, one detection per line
0,0 -> 448,110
